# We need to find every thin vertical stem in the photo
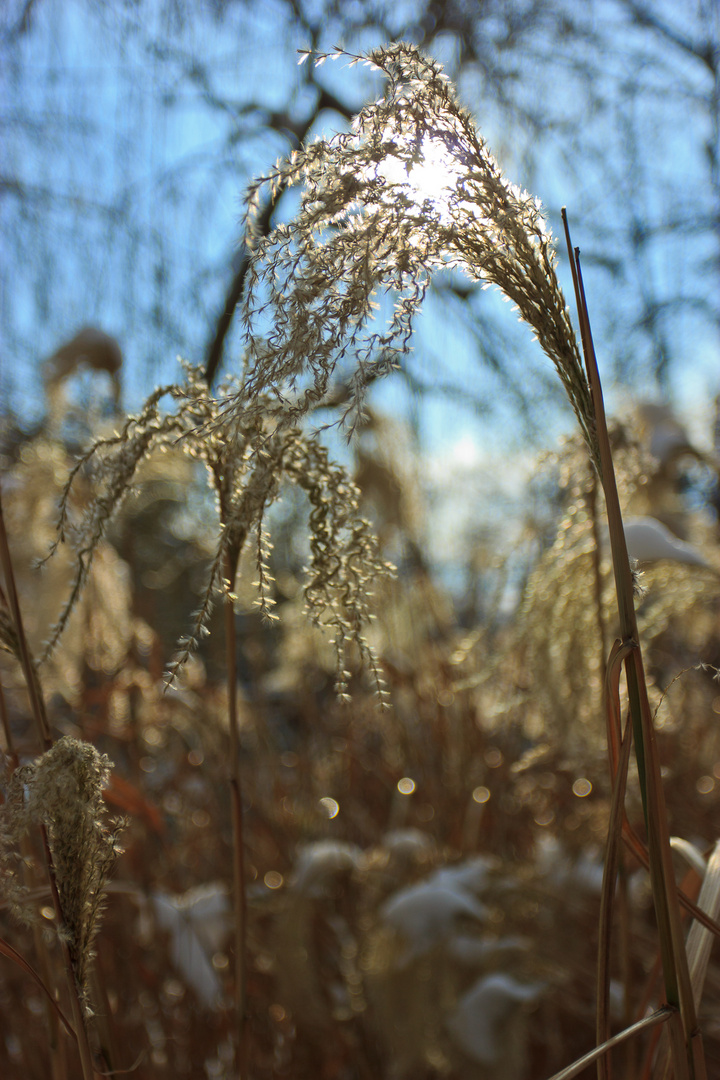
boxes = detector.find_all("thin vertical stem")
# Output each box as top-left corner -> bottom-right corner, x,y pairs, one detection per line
0,490 -> 51,750
596,712 -> 633,1080
562,209 -> 699,1076
585,469 -> 608,672
617,867 -> 636,1080
224,547 -> 247,1079
0,659 -> 14,751
41,824 -> 98,1080
2,672 -> 67,1080
1,487 -> 99,1076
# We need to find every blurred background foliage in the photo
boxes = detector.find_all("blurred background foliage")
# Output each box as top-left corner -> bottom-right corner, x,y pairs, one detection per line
1,346 -> 719,1077
1,1 -> 720,1078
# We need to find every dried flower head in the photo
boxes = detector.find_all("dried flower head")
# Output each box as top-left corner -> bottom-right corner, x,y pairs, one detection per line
230,43 -> 596,463
0,737 -> 123,1004
46,366 -> 393,700
46,43 -> 596,702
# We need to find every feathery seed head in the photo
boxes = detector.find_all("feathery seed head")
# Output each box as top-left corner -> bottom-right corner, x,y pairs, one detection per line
46,364 -> 392,699
237,43 -> 597,463
46,42 -> 597,704
0,737 -> 123,1005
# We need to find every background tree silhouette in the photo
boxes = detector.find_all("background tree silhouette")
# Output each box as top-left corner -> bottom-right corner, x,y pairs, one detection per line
2,0 -> 717,430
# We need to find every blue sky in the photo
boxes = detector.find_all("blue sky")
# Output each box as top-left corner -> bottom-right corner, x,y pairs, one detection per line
2,0 -> 718,469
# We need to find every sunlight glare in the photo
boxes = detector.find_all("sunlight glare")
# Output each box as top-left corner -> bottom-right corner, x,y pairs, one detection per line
376,134 -> 464,220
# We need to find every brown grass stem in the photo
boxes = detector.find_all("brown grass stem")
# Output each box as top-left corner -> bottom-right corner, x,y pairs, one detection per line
224,545 -> 248,1079
89,963 -> 119,1076
562,209 -> 700,1076
621,829 -> 720,940
586,471 -> 608,671
617,866 -> 635,1080
23,830 -> 69,1080
544,1006 -> 674,1080
2,490 -> 96,1076
603,638 -> 635,777
0,489 -> 52,751
40,822 -> 99,1080
0,661 -> 13,752
596,711 -> 634,1079
0,933 -> 76,1039
2,668 -> 68,1080
1,489 -> 111,1078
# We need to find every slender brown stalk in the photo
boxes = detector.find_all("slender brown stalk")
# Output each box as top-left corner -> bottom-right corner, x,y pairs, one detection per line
617,866 -> 636,1080
586,470 -> 608,670
543,1006 -> 674,1080
0,661 -> 13,751
596,711 -> 633,1080
89,963 -> 119,1076
224,545 -> 247,1078
0,933 -> 75,1038
22,832 -> 69,1080
41,823 -> 98,1080
562,208 -> 700,1076
1,670 -> 67,1080
0,487 -> 102,1079
0,490 -> 51,750
600,639 -> 635,1079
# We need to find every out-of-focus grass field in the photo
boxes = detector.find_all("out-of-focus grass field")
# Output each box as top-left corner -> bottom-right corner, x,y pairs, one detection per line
1,393 -> 719,1079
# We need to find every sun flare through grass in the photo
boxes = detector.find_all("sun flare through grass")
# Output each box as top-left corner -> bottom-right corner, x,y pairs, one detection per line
238,43 -> 597,463
372,132 -> 469,222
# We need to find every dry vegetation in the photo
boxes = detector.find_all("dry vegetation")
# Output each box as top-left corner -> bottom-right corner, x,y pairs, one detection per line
1,42 -> 720,1080
2,387 -> 719,1080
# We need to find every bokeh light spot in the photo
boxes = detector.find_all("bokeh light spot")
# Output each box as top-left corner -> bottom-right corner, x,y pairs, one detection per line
319,796 -> 340,818
572,778 -> 593,798
484,748 -> 503,768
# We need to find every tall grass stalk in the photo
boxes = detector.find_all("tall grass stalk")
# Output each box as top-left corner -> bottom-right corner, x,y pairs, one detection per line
224,544 -> 248,1078
545,1007 -> 675,1080
0,692 -> 69,1080
562,213 -> 702,1079
0,492 -> 98,1080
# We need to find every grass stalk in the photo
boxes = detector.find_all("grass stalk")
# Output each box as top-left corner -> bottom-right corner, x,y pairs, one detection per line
596,710 -> 633,1079
617,866 -> 636,1080
224,544 -> 248,1078
1,673 -> 68,1080
0,487 -> 100,1079
544,1007 -> 674,1080
88,962 -> 119,1075
41,822 -> 99,1080
0,490 -> 51,751
0,933 -> 76,1039
23,831 -> 69,1080
561,210 -> 700,1076
686,842 -> 720,1008
586,470 -> 608,671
